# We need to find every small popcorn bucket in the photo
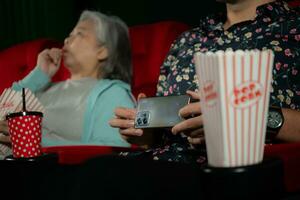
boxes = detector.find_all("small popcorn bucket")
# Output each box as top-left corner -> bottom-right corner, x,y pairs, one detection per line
194,50 -> 274,167
6,111 -> 43,158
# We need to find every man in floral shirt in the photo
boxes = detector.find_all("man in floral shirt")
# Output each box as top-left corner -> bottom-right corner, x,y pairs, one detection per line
110,0 -> 300,163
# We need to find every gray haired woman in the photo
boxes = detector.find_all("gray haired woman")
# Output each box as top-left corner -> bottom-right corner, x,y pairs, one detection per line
0,10 -> 135,148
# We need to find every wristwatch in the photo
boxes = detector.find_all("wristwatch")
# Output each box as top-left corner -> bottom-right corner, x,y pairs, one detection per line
266,106 -> 284,142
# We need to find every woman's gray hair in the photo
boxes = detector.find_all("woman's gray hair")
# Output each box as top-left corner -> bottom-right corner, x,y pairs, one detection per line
79,10 -> 132,84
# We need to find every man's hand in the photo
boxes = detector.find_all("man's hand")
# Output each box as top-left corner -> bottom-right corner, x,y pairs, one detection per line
0,120 -> 9,134
109,93 -> 153,146
0,120 -> 11,143
172,91 -> 205,145
109,107 -> 143,141
37,48 -> 62,78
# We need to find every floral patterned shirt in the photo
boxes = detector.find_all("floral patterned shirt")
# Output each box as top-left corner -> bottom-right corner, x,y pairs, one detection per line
125,1 -> 300,164
157,1 -> 300,109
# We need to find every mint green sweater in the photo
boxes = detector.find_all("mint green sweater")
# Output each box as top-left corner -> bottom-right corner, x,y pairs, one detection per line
12,67 -> 134,147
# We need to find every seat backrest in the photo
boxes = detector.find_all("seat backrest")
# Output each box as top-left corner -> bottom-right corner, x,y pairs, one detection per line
0,39 -> 63,93
289,0 -> 300,7
130,21 -> 189,97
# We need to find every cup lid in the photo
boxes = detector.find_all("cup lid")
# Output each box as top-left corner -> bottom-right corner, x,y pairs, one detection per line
6,111 -> 43,119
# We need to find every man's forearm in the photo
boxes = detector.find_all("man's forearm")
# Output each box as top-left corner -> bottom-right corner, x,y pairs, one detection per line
277,108 -> 300,142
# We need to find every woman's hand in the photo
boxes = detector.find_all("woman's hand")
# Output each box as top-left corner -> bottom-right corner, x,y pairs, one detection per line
109,93 -> 149,143
0,120 -> 11,143
37,48 -> 62,78
171,90 -> 205,145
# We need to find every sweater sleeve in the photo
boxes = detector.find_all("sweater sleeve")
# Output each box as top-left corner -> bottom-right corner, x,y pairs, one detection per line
12,67 -> 51,92
88,84 -> 135,147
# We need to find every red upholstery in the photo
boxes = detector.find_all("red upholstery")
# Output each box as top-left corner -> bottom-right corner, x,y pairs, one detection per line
0,39 -> 63,93
289,0 -> 300,7
130,21 -> 189,97
42,145 -> 140,164
265,143 -> 300,192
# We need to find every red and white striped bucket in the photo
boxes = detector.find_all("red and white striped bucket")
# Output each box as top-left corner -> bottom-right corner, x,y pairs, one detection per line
194,50 -> 274,167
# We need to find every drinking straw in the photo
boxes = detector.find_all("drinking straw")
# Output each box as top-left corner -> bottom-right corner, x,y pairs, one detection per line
22,88 -> 27,111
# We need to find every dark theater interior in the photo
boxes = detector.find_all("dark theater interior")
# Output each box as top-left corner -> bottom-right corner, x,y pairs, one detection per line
0,0 -> 300,199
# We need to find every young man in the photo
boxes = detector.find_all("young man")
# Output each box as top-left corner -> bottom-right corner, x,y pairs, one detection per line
110,0 -> 300,163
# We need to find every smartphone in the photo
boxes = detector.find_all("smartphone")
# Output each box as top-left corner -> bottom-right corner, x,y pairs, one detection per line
134,95 -> 191,129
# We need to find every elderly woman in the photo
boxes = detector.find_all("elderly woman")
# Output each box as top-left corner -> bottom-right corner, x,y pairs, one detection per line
0,10 -> 134,148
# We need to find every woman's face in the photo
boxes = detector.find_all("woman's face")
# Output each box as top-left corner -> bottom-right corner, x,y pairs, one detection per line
63,20 -> 107,76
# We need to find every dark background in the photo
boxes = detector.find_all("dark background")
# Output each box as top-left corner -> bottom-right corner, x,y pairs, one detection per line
0,0 -> 225,50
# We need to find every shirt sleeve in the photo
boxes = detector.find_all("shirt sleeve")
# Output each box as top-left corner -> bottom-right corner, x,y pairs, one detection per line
88,84 -> 135,147
155,31 -> 190,97
11,67 -> 51,92
288,20 -> 300,110
269,18 -> 300,110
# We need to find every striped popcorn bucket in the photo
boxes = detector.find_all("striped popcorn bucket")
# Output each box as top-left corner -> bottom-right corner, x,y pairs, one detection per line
194,50 -> 274,167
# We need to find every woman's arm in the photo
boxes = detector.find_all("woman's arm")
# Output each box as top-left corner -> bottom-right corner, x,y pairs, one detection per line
86,84 -> 136,147
12,48 -> 62,92
12,67 -> 51,92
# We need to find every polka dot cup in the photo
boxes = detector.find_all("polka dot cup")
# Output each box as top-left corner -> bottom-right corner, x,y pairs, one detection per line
6,111 -> 43,158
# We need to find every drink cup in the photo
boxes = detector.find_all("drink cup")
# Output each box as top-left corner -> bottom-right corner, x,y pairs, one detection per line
6,111 -> 43,158
194,50 -> 274,167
